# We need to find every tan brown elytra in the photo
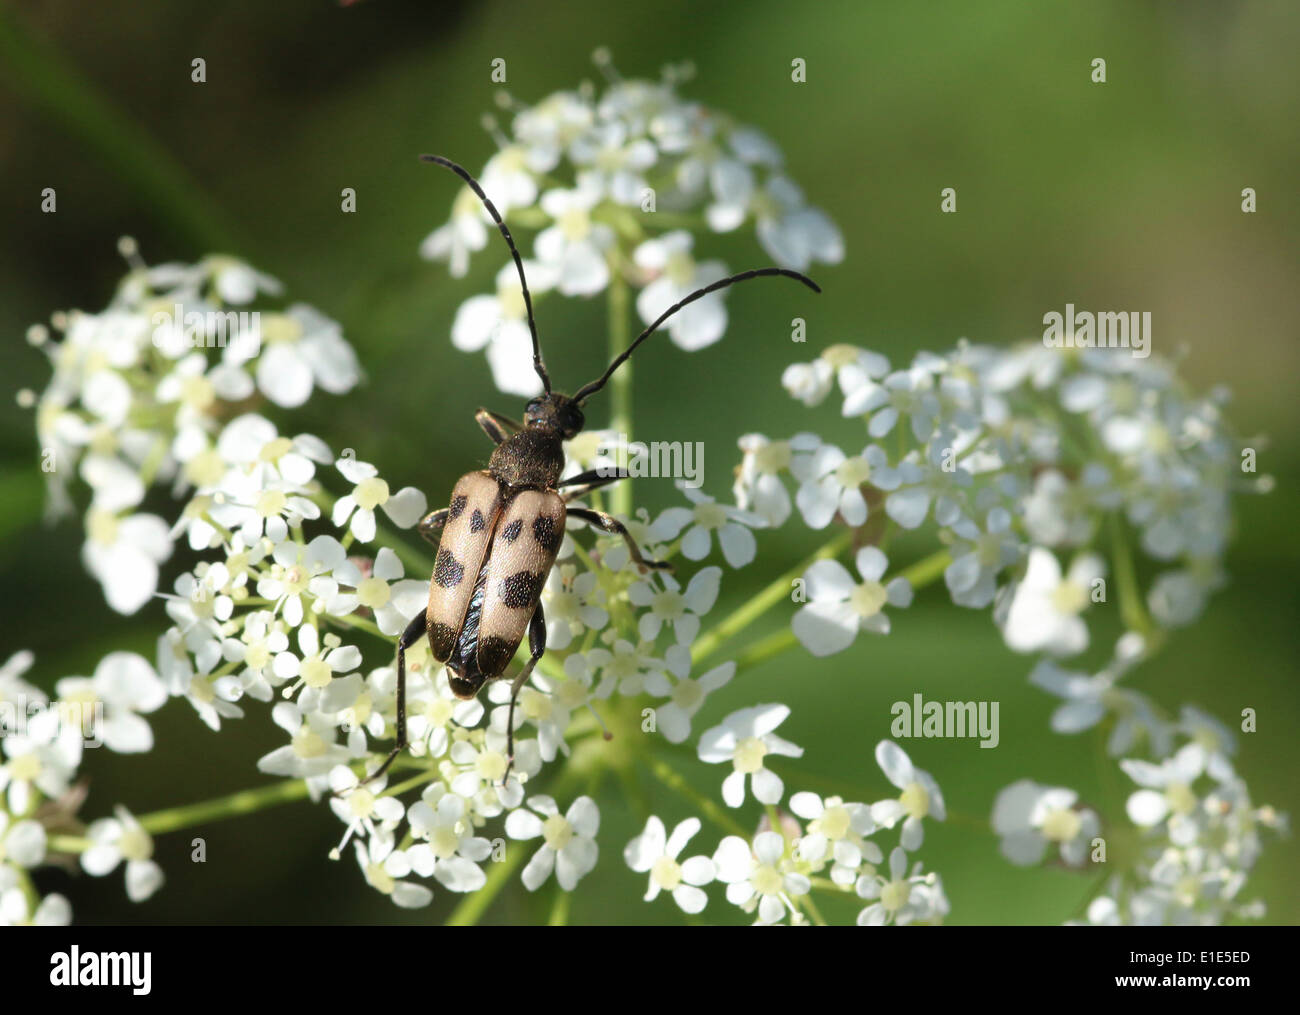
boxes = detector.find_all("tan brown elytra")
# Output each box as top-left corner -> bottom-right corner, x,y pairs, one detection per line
364,154 -> 821,785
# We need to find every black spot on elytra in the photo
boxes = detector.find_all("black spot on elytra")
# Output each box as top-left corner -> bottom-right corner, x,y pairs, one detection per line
498,570 -> 543,609
470,508 -> 486,533
532,515 -> 561,553
502,518 -> 523,542
448,495 -> 468,520
429,621 -> 457,662
477,636 -> 516,679
434,550 -> 464,588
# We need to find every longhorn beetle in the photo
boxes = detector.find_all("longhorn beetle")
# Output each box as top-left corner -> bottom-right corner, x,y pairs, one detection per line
365,153 -> 820,785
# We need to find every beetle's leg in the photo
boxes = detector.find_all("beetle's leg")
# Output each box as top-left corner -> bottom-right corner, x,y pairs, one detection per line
359,611 -> 425,786
417,507 -> 450,546
476,408 -> 522,446
503,602 -> 546,785
567,506 -> 672,573
559,467 -> 629,503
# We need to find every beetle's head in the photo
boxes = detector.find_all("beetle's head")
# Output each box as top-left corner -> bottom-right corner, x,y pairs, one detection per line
524,392 -> 585,439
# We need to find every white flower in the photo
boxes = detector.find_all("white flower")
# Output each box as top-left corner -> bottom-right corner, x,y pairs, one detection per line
354,832 -> 432,908
992,780 -> 1100,866
405,785 -> 493,892
698,704 -> 804,807
420,185 -> 490,277
273,625 -> 363,713
733,433 -> 819,527
713,831 -> 810,925
257,701 -> 353,778
1028,634 -> 1172,757
633,232 -> 728,351
652,487 -> 765,567
643,646 -> 734,744
535,183 -> 614,296
541,565 -> 609,651
855,847 -> 946,926
572,120 -> 658,204
871,741 -> 945,849
252,305 -> 360,408
81,806 -> 164,903
943,503 -> 1020,609
1002,549 -> 1106,657
333,547 -> 428,637
81,508 -> 172,614
0,731 -> 78,814
624,816 -> 716,914
793,443 -> 899,529
792,547 -> 913,656
1122,743 -> 1221,843
52,651 -> 166,753
0,812 -> 47,868
790,792 -> 880,885
328,765 -> 405,853
506,795 -> 600,891
627,566 -> 721,646
451,260 -> 557,397
332,458 -> 427,543
256,534 -> 350,629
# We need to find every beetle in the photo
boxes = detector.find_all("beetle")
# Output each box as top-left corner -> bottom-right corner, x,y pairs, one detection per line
364,154 -> 820,783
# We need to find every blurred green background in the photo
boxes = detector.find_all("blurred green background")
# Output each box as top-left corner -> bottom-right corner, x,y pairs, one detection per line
1,0 -> 1296,925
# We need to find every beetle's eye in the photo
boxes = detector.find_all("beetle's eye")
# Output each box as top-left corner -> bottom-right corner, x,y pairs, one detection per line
563,407 -> 584,433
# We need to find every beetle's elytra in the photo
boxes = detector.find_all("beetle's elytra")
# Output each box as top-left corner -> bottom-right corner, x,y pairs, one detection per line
364,154 -> 821,784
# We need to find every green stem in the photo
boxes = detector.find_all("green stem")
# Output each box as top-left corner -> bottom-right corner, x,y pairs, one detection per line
134,778 -> 312,836
692,530 -> 854,665
1108,512 -> 1155,639
646,757 -> 750,839
547,885 -> 572,926
608,268 -> 632,518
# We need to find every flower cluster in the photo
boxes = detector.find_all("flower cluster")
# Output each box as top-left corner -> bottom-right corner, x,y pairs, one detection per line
0,649 -> 167,924
17,61 -> 1283,926
626,738 -> 949,925
26,243 -> 360,613
421,53 -> 843,395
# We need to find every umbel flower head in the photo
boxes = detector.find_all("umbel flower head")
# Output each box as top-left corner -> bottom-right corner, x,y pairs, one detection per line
420,52 -> 843,395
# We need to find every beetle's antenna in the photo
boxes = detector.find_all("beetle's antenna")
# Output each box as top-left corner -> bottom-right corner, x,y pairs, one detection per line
420,154 -> 551,393
572,267 -> 820,404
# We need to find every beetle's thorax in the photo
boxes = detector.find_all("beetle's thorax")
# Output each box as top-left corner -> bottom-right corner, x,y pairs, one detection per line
489,427 -> 565,489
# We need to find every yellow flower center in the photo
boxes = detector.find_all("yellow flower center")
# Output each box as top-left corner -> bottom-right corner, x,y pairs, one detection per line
260,314 -> 303,344
900,780 -> 930,820
88,509 -> 119,546
1040,806 -> 1082,843
752,864 -> 783,896
184,448 -> 225,488
835,456 -> 872,488
354,478 -> 389,511
256,489 -> 286,518
651,855 -> 682,891
693,502 -> 728,530
733,736 -> 768,774
850,581 -> 888,618
542,814 -> 573,850
1166,782 -> 1198,816
357,577 -> 390,609
1050,580 -> 1088,615
118,824 -> 153,862
880,878 -> 911,912
301,655 -> 333,689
